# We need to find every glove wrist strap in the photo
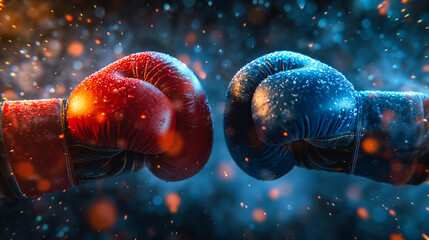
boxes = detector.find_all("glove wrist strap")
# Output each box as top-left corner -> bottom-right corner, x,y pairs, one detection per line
0,99 -> 77,198
353,91 -> 427,185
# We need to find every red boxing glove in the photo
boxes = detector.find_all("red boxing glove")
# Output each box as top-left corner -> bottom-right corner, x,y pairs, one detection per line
68,52 -> 213,181
0,52 -> 213,199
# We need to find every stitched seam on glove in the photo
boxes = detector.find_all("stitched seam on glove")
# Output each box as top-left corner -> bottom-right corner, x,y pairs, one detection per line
305,132 -> 355,142
348,94 -> 363,174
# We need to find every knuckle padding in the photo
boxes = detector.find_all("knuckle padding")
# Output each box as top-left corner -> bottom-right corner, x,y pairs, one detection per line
115,52 -> 213,181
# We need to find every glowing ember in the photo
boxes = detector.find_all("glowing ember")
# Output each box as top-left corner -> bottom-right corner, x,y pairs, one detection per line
65,14 -> 73,22
390,233 -> 404,240
357,207 -> 370,220
252,208 -> 266,223
362,138 -> 379,154
269,188 -> 280,200
86,199 -> 118,232
165,192 -> 181,214
67,41 -> 84,57
217,163 -> 234,180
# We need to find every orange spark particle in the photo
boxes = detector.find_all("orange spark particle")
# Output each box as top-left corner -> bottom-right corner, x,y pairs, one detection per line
357,207 -> 370,220
269,188 -> 280,200
140,115 -> 146,119
362,138 -> 379,154
244,157 -> 249,162
283,132 -> 288,136
65,14 -> 73,22
198,71 -> 207,79
377,1 -> 390,15
86,199 -> 118,232
390,233 -> 404,240
95,39 -> 101,45
67,41 -> 84,57
44,52 -> 52,58
423,65 -> 429,72
423,233 -> 429,240
389,209 -> 396,216
379,7 -> 387,15
252,208 -> 267,222
165,192 -> 181,214
217,163 -> 234,180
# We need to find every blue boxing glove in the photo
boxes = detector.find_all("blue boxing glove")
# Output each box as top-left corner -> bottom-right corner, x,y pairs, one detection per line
224,51 -> 429,185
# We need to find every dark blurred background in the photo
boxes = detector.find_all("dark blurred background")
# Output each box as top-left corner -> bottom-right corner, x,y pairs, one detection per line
0,0 -> 429,239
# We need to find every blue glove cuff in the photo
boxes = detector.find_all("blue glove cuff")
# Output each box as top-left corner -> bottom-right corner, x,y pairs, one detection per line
353,91 -> 428,185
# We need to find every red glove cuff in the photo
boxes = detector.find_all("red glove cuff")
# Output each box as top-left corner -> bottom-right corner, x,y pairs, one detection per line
1,99 -> 77,198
